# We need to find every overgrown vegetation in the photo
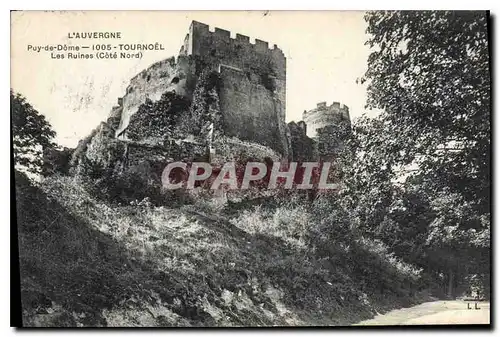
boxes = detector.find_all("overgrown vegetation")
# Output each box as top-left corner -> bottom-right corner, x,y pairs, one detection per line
15,174 -> 426,327
127,92 -> 191,141
11,90 -> 56,174
343,11 -> 491,298
185,70 -> 222,138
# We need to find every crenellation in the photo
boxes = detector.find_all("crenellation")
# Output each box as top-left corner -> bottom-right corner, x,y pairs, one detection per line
112,20 -> 289,156
214,27 -> 231,40
191,20 -> 209,32
236,33 -> 249,43
190,20 -> 280,52
254,39 -> 269,51
99,19 -> 352,174
303,101 -> 351,138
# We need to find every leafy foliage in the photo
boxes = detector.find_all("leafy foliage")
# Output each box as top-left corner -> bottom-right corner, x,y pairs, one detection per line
11,90 -> 57,174
17,173 -> 426,327
182,70 -> 222,139
362,11 -> 490,204
344,11 -> 491,297
42,147 -> 74,176
316,120 -> 352,159
126,91 -> 190,141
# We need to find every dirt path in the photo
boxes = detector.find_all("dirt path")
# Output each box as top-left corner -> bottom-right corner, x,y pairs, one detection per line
355,300 -> 490,326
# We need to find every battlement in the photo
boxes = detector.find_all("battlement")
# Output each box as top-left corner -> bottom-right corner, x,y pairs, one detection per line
305,101 -> 349,116
236,33 -> 249,43
303,100 -> 351,138
332,101 -> 349,111
214,27 -> 230,39
189,20 -> 283,53
255,39 -> 268,51
185,20 -> 286,81
311,101 -> 348,111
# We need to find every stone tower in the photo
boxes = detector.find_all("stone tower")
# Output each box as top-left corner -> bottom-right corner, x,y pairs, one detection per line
113,20 -> 290,158
180,21 -> 289,157
302,101 -> 350,138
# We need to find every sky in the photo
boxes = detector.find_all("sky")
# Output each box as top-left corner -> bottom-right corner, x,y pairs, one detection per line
11,11 -> 373,148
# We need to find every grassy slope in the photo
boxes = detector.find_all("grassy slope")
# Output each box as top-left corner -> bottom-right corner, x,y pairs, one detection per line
15,174 -> 425,327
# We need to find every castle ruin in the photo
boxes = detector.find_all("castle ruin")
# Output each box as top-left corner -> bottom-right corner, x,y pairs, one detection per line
113,20 -> 289,158
302,101 -> 350,139
69,20 -> 352,185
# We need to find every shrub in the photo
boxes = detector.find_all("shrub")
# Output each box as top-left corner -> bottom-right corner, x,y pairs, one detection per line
127,92 -> 191,141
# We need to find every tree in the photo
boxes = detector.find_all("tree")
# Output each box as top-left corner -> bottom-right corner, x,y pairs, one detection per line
356,11 -> 491,297
363,11 -> 490,206
316,120 -> 351,160
11,90 -> 56,174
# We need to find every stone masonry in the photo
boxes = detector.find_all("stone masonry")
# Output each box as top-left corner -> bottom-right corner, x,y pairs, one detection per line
302,101 -> 350,138
112,20 -> 289,158
101,20 -> 351,171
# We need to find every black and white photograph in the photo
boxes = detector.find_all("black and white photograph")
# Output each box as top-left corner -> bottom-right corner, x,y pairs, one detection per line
9,10 -> 491,327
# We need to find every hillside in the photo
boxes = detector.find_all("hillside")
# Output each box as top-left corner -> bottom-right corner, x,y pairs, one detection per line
11,11 -> 491,328
15,172 -> 427,327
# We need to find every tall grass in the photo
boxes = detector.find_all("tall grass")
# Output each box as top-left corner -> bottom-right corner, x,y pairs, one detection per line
15,173 -> 427,326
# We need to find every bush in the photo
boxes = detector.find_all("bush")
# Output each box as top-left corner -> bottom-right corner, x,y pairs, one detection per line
230,204 -> 311,247
42,147 -> 74,176
79,164 -> 192,207
127,92 -> 191,141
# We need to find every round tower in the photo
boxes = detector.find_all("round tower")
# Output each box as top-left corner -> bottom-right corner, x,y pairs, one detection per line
302,101 -> 350,138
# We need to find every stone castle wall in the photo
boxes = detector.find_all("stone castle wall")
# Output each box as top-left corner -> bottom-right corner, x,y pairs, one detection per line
115,55 -> 197,138
69,20 -> 355,187
107,20 -> 290,160
217,65 -> 288,157
181,21 -> 286,80
302,101 -> 350,138
181,21 -> 288,156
